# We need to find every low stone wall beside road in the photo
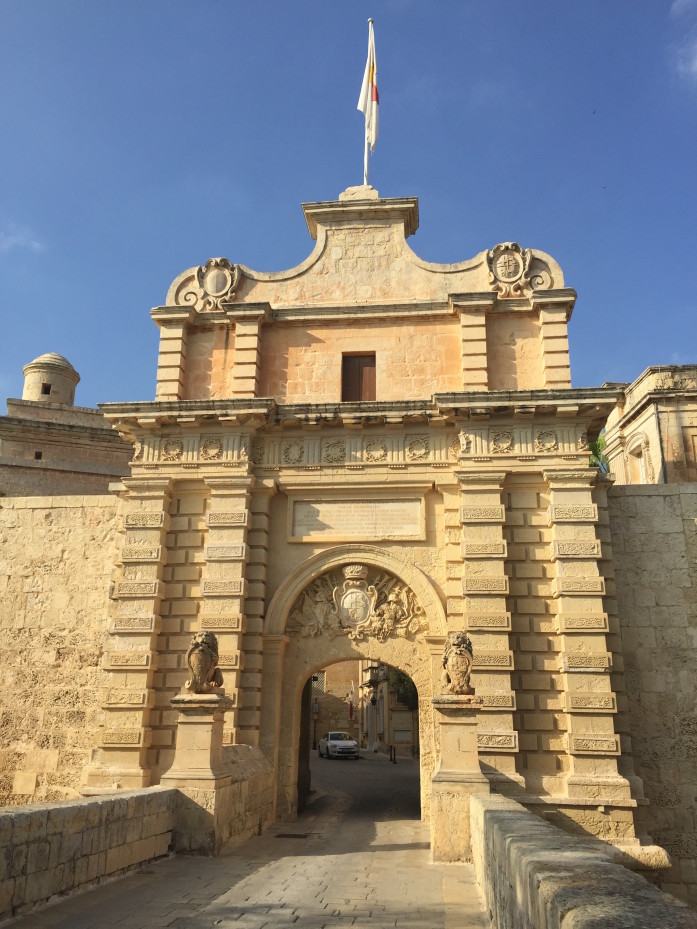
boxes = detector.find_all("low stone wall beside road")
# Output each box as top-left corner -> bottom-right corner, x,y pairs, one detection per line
0,787 -> 175,920
470,793 -> 697,929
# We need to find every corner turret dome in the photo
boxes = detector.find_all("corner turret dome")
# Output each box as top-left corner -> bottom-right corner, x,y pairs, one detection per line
22,353 -> 80,405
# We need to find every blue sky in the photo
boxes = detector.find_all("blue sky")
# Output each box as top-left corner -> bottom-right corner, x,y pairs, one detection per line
1,1 -> 695,407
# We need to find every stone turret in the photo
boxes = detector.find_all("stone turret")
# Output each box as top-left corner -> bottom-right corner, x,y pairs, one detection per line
22,353 -> 80,405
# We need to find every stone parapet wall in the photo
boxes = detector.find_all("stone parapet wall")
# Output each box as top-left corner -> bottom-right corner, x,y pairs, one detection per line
0,496 -> 119,805
471,793 -> 697,929
0,787 -> 175,920
606,483 -> 697,907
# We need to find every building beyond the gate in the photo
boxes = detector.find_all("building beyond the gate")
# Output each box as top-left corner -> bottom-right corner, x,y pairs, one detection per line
1,186 -> 696,907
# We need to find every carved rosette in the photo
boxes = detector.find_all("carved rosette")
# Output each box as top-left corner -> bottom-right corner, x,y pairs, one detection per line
287,564 -> 426,643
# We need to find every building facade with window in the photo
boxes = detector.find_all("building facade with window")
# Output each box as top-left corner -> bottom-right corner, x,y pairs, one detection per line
1,185 -> 696,904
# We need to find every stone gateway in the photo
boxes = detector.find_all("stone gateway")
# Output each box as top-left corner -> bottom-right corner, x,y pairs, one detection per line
1,185 -> 696,909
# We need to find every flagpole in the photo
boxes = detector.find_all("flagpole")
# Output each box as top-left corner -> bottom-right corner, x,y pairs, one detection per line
363,18 -> 373,185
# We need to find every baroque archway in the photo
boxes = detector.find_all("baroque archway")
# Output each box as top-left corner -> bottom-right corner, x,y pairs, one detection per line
261,546 -> 447,821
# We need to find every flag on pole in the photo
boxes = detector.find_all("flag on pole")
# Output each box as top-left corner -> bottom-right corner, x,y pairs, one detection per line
357,19 -> 379,153
349,681 -> 355,721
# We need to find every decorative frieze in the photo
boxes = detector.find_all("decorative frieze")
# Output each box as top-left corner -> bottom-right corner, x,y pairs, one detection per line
463,576 -> 509,594
114,581 -> 160,597
552,577 -> 605,597
565,693 -> 617,713
205,544 -> 248,562
201,579 -> 247,597
477,731 -> 518,751
551,540 -> 601,560
568,735 -> 620,755
556,613 -> 609,633
472,651 -> 514,669
548,504 -> 598,524
462,541 -> 507,557
104,651 -> 152,669
466,613 -> 512,630
218,653 -> 240,669
102,690 -> 149,708
101,729 -> 146,747
563,653 -> 611,672
200,614 -> 244,631
206,511 -> 249,527
121,546 -> 162,562
479,693 -> 516,709
459,505 -> 505,522
124,512 -> 164,529
109,616 -> 156,633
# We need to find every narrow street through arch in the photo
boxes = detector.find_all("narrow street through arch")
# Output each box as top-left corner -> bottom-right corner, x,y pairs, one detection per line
8,753 -> 489,929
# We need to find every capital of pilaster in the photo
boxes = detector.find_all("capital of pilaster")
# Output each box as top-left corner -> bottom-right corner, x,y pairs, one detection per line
543,467 -> 597,489
204,475 -> 256,495
263,634 -> 290,657
449,292 -> 497,316
122,476 -> 174,499
455,469 -> 507,489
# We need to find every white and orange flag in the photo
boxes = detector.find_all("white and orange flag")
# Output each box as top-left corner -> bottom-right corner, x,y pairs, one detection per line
357,19 -> 379,154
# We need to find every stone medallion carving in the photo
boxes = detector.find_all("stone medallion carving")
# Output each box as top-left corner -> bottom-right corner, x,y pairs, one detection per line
132,440 -> 143,462
364,438 -> 387,462
196,258 -> 240,310
172,257 -> 241,311
161,438 -> 184,461
287,564 -> 427,642
406,436 -> 429,461
250,439 -> 265,465
488,242 -> 531,297
282,439 -> 304,465
200,436 -> 224,461
322,439 -> 345,464
491,431 -> 513,454
535,430 -> 558,453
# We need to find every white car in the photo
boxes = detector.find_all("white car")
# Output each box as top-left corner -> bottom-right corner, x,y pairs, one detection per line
318,731 -> 360,759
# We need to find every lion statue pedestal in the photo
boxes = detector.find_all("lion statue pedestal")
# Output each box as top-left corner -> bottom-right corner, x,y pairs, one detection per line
430,633 -> 490,863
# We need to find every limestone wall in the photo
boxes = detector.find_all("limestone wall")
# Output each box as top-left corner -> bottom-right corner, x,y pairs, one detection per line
0,787 -> 174,920
471,793 -> 697,929
606,484 -> 697,907
257,317 -> 462,403
0,496 -> 119,805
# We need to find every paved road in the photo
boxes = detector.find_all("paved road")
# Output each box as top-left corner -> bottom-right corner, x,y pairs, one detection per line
8,752 -> 490,929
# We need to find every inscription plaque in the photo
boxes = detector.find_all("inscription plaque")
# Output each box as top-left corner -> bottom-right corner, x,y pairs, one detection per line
290,498 -> 423,541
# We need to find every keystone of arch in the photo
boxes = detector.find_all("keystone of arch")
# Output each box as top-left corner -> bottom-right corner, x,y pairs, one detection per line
264,544 -> 447,638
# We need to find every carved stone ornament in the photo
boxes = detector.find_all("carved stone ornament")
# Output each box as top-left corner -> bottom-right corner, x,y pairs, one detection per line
491,431 -> 514,454
185,632 -> 224,693
196,258 -> 240,310
441,631 -> 475,696
161,438 -> 184,461
173,257 -> 241,311
287,564 -> 427,643
535,430 -> 558,453
488,242 -> 532,297
458,432 -> 473,454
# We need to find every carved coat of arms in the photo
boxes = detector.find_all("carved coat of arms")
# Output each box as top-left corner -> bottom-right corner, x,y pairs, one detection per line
287,564 -> 426,643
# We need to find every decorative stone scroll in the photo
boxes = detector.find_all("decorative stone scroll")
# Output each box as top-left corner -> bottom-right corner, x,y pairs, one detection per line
487,243 -> 532,297
287,564 -> 426,643
172,256 -> 241,311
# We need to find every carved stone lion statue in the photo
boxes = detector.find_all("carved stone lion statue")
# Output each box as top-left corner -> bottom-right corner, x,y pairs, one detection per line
185,631 -> 224,693
441,631 -> 474,696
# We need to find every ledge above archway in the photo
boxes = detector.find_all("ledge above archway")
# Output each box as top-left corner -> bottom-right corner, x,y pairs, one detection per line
264,544 -> 447,638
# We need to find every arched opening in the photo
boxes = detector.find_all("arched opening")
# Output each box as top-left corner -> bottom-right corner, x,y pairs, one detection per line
261,547 -> 447,827
297,658 -> 422,824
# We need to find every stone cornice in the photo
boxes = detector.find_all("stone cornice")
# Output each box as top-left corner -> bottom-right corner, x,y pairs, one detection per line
434,387 -> 619,427
301,193 -> 419,240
